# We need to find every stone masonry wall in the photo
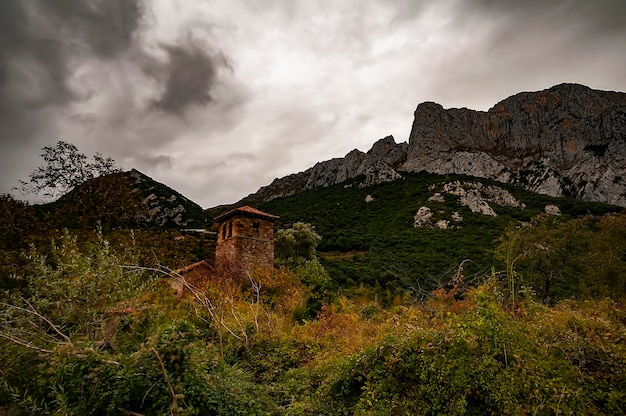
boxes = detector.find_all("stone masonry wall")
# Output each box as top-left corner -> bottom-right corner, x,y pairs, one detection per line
215,215 -> 275,280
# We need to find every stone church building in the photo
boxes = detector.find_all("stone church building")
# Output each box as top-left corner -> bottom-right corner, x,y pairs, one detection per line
174,205 -> 278,295
213,205 -> 279,281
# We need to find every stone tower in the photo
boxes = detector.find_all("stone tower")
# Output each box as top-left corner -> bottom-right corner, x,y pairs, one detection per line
214,205 -> 279,280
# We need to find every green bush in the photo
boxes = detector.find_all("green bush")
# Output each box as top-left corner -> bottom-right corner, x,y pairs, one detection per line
284,283 -> 626,415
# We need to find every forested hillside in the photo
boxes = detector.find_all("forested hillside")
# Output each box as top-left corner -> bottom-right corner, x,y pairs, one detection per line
250,172 -> 624,303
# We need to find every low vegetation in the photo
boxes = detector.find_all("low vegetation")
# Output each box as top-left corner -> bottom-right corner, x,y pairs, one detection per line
1,213 -> 625,414
256,172 -> 622,302
1,144 -> 625,414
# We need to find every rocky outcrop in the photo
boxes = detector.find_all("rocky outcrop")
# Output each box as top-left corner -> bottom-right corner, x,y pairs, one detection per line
440,181 -> 525,216
247,84 -> 626,207
545,205 -> 562,216
403,83 -> 626,206
413,205 -> 463,229
128,169 -> 206,227
414,206 -> 434,227
414,181 -> 525,228
249,136 -> 407,202
449,181 -> 523,208
141,193 -> 187,226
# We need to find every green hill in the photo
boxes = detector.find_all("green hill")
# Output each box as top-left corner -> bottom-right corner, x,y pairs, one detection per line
38,169 -> 209,230
0,170 -> 216,290
230,172 -> 622,301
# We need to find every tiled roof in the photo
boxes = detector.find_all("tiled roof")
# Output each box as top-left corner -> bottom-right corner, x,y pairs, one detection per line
176,260 -> 212,274
214,205 -> 279,222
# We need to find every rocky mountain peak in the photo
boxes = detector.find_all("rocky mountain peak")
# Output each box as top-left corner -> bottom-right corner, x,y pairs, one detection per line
246,135 -> 408,203
402,83 -> 626,206
368,135 -> 398,157
368,135 -> 408,165
245,84 -> 626,207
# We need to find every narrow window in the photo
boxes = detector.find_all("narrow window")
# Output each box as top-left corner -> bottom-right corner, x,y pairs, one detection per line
252,221 -> 260,238
228,221 -> 233,238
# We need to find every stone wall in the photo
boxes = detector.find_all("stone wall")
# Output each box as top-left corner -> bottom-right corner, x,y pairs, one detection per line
215,215 -> 275,280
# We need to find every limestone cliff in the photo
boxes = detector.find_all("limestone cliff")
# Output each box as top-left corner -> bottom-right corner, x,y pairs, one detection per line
246,84 -> 626,207
127,169 -> 207,227
403,83 -> 626,206
249,136 -> 407,202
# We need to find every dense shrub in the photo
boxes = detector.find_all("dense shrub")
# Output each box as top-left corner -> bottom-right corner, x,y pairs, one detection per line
283,283 -> 626,415
2,204 -> 625,415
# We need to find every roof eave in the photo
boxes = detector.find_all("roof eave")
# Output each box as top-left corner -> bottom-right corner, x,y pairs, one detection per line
214,205 -> 279,222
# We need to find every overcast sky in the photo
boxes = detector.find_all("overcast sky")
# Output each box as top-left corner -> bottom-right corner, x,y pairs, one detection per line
2,0 -> 625,208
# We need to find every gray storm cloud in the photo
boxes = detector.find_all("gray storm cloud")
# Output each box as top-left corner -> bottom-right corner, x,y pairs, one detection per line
456,0 -> 626,44
148,37 -> 226,115
0,0 -> 237,196
0,0 -> 228,119
0,0 -> 143,119
0,0 -> 144,194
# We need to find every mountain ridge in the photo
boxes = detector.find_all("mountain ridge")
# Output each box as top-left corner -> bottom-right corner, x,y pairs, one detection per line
243,83 -> 626,207
42,169 -> 208,229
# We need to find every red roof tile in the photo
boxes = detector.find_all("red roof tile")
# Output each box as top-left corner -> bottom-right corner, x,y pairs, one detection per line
214,205 -> 279,222
177,260 -> 212,274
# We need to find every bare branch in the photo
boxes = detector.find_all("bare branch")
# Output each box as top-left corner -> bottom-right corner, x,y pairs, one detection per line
1,300 -> 72,344
15,140 -> 121,199
0,333 -> 54,354
151,348 -> 180,416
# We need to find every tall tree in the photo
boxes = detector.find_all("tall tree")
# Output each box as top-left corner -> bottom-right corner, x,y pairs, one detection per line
274,222 -> 322,267
16,141 -> 121,199
497,215 -> 592,301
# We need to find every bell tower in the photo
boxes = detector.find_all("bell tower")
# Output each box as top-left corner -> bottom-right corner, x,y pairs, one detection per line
214,205 -> 278,280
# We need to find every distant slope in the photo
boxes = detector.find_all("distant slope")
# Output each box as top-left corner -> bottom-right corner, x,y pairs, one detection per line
42,169 -> 209,229
244,136 -> 407,203
249,171 -> 621,294
244,83 -> 626,207
126,169 -> 208,228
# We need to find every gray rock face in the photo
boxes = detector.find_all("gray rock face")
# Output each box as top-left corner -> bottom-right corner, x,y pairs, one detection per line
250,136 -> 407,202
414,181 -> 524,228
428,193 -> 445,203
247,84 -> 626,207
440,181 -> 525,217
545,205 -> 562,216
128,169 -> 204,227
142,193 -> 189,226
414,206 -> 433,227
403,83 -> 626,206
